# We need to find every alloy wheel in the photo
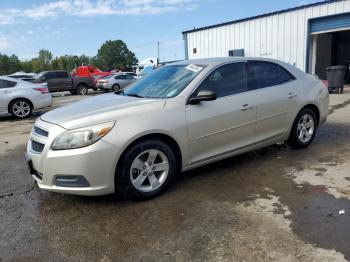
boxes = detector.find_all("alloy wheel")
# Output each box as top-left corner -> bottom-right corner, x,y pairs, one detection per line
12,101 -> 31,118
130,149 -> 169,193
297,114 -> 315,144
78,86 -> 88,95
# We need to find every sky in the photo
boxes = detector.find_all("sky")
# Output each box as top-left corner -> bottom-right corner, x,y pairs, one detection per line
0,0 -> 323,62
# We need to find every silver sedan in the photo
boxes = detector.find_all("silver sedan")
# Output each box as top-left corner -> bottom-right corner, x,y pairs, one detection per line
96,73 -> 136,92
0,76 -> 52,118
26,57 -> 329,200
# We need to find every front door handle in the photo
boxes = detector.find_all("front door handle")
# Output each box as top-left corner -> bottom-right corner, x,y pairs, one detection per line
241,104 -> 254,111
288,92 -> 297,99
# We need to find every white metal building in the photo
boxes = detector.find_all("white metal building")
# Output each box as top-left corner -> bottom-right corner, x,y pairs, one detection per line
183,0 -> 350,79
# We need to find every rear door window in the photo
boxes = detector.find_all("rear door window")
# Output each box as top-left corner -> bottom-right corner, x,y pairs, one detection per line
56,71 -> 69,78
45,72 -> 57,80
196,62 -> 247,98
247,61 -> 295,90
0,80 -> 17,88
124,75 -> 134,80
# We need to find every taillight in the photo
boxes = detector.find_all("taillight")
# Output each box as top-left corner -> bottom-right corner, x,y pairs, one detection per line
34,87 -> 49,94
322,80 -> 328,88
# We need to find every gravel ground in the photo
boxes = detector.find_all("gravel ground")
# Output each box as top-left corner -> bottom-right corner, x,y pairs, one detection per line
1,90 -> 350,261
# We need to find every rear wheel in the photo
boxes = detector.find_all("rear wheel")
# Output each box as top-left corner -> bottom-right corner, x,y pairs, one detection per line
112,84 -> 120,92
77,84 -> 88,95
116,139 -> 177,200
286,108 -> 317,149
9,99 -> 32,118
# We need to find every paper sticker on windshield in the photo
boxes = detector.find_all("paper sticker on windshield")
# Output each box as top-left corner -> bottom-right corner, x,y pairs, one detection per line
186,64 -> 203,73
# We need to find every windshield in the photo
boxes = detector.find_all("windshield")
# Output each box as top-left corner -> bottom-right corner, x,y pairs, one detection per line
140,66 -> 154,76
124,65 -> 204,98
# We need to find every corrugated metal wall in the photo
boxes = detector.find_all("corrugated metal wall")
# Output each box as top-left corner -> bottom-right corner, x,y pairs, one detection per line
185,0 -> 350,71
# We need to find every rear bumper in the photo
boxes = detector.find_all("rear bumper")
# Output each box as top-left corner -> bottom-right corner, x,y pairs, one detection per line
33,94 -> 53,110
319,90 -> 330,125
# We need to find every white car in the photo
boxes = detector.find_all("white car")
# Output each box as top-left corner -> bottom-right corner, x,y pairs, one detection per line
97,73 -> 137,92
0,76 -> 52,118
26,58 -> 329,200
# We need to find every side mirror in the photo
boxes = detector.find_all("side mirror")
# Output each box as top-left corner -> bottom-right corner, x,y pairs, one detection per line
188,90 -> 217,105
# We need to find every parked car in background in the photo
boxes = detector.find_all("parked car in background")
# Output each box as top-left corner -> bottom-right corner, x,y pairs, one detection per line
31,70 -> 95,95
96,73 -> 137,92
139,66 -> 154,77
123,72 -> 139,78
0,76 -> 52,118
25,57 -> 329,200
7,72 -> 37,82
73,65 -> 111,79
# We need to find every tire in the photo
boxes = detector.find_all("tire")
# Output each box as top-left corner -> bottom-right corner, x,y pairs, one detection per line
112,84 -> 120,92
116,139 -> 177,200
9,99 -> 32,119
77,84 -> 88,95
286,108 -> 317,149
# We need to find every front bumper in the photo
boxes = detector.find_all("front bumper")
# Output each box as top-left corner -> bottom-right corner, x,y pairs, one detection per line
26,118 -> 120,196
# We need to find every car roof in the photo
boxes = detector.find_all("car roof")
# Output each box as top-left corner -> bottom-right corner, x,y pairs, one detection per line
167,57 -> 305,80
169,57 -> 290,66
0,76 -> 21,82
0,76 -> 33,85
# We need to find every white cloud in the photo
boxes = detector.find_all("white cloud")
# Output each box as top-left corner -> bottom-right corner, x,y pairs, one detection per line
0,0 -> 202,25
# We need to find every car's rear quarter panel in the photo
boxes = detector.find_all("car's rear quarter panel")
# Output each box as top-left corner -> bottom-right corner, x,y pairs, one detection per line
300,78 -> 329,124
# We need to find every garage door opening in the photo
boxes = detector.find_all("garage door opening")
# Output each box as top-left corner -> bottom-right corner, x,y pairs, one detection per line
308,13 -> 350,81
311,29 -> 350,81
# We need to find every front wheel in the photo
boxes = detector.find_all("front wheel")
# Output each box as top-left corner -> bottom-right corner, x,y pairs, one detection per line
286,108 -> 317,149
116,139 -> 177,200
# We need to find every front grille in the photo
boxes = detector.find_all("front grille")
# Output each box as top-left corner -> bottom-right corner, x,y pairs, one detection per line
31,140 -> 45,153
33,126 -> 49,137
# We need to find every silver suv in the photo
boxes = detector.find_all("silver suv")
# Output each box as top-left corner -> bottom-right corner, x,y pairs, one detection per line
25,58 -> 329,200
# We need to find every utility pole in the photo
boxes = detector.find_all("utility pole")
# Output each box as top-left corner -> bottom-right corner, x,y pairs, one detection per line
157,42 -> 160,64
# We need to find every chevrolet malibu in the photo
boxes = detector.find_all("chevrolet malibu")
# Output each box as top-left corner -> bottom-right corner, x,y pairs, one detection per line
25,58 -> 329,200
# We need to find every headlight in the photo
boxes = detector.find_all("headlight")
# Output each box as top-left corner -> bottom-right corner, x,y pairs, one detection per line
51,121 -> 115,150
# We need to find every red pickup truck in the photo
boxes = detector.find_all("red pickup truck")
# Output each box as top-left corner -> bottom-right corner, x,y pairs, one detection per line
72,66 -> 111,80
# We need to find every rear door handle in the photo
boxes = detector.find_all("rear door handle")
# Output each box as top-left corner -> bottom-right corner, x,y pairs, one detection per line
241,104 -> 254,111
288,93 -> 297,99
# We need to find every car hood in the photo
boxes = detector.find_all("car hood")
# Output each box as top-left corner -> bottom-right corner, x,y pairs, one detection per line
41,93 -> 166,130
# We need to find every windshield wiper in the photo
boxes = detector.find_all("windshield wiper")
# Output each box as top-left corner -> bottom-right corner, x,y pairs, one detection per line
126,93 -> 144,98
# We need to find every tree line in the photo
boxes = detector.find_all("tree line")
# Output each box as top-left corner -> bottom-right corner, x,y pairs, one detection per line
0,40 -> 138,75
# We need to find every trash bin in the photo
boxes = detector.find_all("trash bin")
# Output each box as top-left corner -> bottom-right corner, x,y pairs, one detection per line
326,66 -> 346,94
